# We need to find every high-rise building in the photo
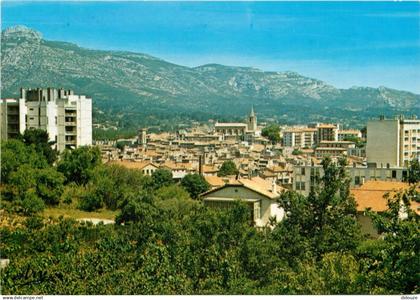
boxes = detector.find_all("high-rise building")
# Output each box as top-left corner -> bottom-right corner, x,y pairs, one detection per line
282,128 -> 317,148
366,116 -> 420,167
0,98 -> 26,140
315,123 -> 338,144
1,88 -> 92,152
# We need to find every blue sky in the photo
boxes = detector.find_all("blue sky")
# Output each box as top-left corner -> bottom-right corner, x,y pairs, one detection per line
2,1 -> 420,93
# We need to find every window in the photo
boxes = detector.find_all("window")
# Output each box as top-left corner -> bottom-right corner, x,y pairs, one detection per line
354,176 -> 360,185
392,170 -> 397,179
253,202 -> 261,221
296,181 -> 306,191
301,167 -> 306,175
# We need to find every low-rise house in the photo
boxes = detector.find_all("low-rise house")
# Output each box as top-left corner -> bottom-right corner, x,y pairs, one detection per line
351,181 -> 419,236
202,165 -> 219,176
161,161 -> 195,180
200,177 -> 285,227
108,160 -> 159,176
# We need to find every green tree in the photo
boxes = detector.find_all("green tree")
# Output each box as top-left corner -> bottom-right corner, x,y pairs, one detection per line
1,140 -> 48,183
217,160 -> 238,177
181,173 -> 210,199
406,158 -> 420,184
21,129 -> 58,164
363,184 -> 420,294
78,187 -> 104,211
21,189 -> 45,216
343,136 -> 365,148
35,167 -> 65,205
8,164 -> 64,206
155,185 -> 200,220
115,193 -> 158,225
151,169 -> 173,190
292,149 -> 303,155
276,157 -> 361,260
261,124 -> 281,144
57,146 -> 101,185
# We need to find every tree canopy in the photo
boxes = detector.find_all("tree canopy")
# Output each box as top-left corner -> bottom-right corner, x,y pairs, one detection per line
217,160 -> 239,177
57,146 -> 102,185
261,124 -> 281,144
1,138 -> 418,295
180,173 -> 210,199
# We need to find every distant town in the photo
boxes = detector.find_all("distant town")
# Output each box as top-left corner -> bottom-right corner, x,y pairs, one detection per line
1,87 -> 419,230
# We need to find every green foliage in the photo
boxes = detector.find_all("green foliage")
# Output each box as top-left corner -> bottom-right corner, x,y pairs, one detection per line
35,167 -> 65,205
405,158 -> 420,184
151,168 -> 173,190
217,160 -> 239,177
180,173 -> 210,199
343,135 -> 365,148
1,139 -> 48,183
276,157 -> 361,260
7,164 -> 64,207
1,137 -> 418,295
21,190 -> 45,216
292,149 -> 303,155
78,187 -> 104,212
363,184 -> 420,294
21,128 -> 58,164
115,193 -> 158,225
57,146 -> 102,185
261,124 -> 281,144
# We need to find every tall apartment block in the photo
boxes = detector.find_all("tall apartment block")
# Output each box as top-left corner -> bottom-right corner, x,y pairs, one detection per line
0,98 -> 26,140
282,128 -> 317,148
1,88 -> 92,152
366,116 -> 420,168
315,124 -> 338,144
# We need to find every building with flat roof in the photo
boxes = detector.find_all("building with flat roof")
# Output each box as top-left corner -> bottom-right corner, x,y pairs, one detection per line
282,127 -> 317,148
1,88 -> 92,152
366,117 -> 419,167
293,163 -> 408,196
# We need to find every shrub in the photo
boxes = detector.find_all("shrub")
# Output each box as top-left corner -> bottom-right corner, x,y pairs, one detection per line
21,190 -> 45,216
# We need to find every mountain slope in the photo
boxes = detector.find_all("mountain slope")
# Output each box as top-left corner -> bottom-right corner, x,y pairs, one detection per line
1,26 -> 419,129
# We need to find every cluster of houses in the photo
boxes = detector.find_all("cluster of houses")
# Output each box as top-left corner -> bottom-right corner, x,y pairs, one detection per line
95,109 -> 419,232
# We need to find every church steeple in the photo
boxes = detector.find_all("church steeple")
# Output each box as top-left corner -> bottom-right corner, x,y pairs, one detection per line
247,106 -> 257,131
250,105 -> 255,117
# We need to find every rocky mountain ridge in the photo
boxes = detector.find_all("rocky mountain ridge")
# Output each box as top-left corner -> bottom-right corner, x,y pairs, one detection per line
1,26 -> 419,128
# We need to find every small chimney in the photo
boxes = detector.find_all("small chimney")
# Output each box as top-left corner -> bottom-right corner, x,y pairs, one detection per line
199,155 -> 203,175
272,179 -> 277,194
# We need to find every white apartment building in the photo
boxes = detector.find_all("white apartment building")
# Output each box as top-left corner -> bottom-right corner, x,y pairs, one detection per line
366,117 -> 420,168
315,124 -> 338,144
1,88 -> 92,152
0,98 -> 26,140
282,128 -> 317,148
